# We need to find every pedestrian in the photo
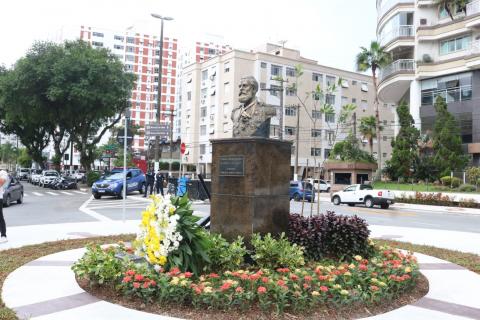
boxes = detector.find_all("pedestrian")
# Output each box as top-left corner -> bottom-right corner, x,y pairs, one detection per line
0,169 -> 10,243
155,171 -> 165,196
144,168 -> 155,197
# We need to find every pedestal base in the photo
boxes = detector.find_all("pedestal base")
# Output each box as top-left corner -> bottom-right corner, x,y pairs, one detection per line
210,138 -> 291,242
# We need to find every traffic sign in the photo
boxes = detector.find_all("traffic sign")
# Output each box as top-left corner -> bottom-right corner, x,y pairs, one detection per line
180,142 -> 186,155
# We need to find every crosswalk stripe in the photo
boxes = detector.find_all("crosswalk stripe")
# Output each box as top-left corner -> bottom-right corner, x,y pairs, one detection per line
61,191 -> 73,195
46,192 -> 59,196
73,190 -> 86,194
32,192 -> 44,197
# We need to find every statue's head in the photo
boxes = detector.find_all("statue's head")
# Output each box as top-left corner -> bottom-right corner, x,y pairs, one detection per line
238,76 -> 258,104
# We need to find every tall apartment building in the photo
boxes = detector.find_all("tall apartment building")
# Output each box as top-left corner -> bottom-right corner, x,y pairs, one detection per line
180,44 -> 396,177
376,0 -> 480,165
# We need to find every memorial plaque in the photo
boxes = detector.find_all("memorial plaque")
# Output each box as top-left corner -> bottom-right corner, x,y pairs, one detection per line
219,156 -> 244,176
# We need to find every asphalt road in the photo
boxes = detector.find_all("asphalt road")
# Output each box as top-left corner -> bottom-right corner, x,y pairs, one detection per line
4,183 -> 480,234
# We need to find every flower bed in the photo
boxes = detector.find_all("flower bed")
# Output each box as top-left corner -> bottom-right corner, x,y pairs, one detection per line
396,192 -> 479,208
73,195 -> 421,316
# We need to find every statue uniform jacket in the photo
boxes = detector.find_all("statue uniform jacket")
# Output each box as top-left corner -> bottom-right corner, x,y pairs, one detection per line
231,100 -> 276,138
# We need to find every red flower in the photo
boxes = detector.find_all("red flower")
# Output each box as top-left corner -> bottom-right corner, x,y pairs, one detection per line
276,268 -> 290,273
304,275 -> 312,282
184,272 -> 193,278
209,273 -> 220,279
319,286 -> 328,292
126,269 -> 135,276
249,274 -> 260,281
220,282 -> 232,291
359,264 -> 368,271
277,280 -> 286,286
318,275 -> 329,281
168,267 -> 181,276
235,286 -> 244,293
261,277 -> 269,283
257,286 -> 267,294
133,282 -> 140,289
370,285 -> 379,291
149,280 -> 157,287
240,274 -> 248,280
143,282 -> 150,289
122,276 -> 132,283
290,274 -> 299,281
134,274 -> 144,281
303,283 -> 310,289
194,287 -> 202,295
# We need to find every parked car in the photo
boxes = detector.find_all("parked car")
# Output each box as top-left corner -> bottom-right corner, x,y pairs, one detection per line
3,176 -> 23,207
331,184 -> 395,209
50,176 -> 78,190
289,181 -> 315,202
71,170 -> 86,182
91,168 -> 145,199
16,168 -> 30,181
306,178 -> 331,192
39,170 -> 60,187
30,169 -> 43,184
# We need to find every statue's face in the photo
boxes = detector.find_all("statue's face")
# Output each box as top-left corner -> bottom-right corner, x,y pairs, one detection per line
238,80 -> 255,104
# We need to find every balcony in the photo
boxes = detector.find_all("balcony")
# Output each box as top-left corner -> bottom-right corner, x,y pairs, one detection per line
377,0 -> 414,22
378,59 -> 415,103
467,0 -> 480,16
379,25 -> 414,48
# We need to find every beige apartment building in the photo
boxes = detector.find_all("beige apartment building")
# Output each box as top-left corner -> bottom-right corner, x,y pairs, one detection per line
377,0 -> 480,165
180,44 -> 396,178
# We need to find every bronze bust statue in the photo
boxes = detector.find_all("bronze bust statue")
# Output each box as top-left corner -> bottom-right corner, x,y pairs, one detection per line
231,76 -> 276,138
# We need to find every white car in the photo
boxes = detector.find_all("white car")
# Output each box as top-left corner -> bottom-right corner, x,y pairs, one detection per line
307,178 -> 331,192
30,169 -> 43,185
331,184 -> 395,209
39,170 -> 60,187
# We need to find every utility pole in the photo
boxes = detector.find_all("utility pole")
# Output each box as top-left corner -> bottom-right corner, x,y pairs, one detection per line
352,112 -> 357,137
168,111 -> 175,176
294,104 -> 300,180
261,77 -> 287,140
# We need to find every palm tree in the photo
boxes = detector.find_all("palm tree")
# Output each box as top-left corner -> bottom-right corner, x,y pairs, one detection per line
435,0 -> 467,20
356,41 -> 391,173
359,116 -> 383,156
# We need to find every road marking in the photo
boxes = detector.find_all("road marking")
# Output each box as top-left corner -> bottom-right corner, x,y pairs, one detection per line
61,191 -> 74,195
79,196 -> 113,222
73,191 -> 87,194
344,206 -> 416,217
46,192 -> 59,196
32,192 -> 44,197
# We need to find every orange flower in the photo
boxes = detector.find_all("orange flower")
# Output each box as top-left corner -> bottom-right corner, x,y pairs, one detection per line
220,282 -> 232,291
125,269 -> 135,276
235,287 -> 244,293
122,276 -> 132,283
134,274 -> 144,281
209,273 -> 220,279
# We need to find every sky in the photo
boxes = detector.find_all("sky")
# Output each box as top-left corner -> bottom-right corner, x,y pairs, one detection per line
0,0 -> 377,72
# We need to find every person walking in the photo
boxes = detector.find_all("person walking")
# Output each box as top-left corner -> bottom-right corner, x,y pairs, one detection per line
0,170 -> 10,243
155,171 -> 165,196
143,169 -> 155,197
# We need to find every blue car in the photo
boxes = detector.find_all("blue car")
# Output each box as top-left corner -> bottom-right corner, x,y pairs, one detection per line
289,181 -> 315,202
92,168 -> 145,199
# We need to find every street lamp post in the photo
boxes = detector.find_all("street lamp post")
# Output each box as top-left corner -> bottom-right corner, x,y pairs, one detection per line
151,13 -> 173,172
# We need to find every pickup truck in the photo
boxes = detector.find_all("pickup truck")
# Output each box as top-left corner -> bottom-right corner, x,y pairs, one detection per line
331,184 -> 395,209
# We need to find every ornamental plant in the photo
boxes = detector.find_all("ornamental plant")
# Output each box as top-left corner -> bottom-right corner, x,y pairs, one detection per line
251,233 -> 305,269
134,194 -> 211,275
206,234 -> 248,272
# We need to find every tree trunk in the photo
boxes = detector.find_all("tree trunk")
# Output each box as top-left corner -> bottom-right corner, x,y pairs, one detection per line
369,137 -> 374,156
372,68 -> 382,179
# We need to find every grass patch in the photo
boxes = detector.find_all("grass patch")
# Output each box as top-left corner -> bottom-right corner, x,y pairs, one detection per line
372,181 -> 479,194
0,235 -> 478,319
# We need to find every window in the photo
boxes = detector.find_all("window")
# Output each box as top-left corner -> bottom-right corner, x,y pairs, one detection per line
200,144 -> 206,154
383,136 -> 388,141
311,148 -> 322,156
208,48 -> 216,55
361,82 -> 369,92
352,98 -> 357,103
286,67 -> 295,77
286,87 -> 296,96
114,35 -> 124,41
421,72 -> 472,105
126,37 -> 135,44
260,82 -> 266,89
361,100 -> 368,111
291,145 -> 295,155
285,106 -> 296,116
312,73 -> 323,82
125,55 -> 134,62
126,46 -> 134,53
341,96 -> 349,106
64,154 -> 69,161
92,32 -> 104,37
92,41 -> 103,47
383,153 -> 387,158
314,92 -> 321,101
383,120 -> 388,125
326,75 -> 336,86
311,129 -> 322,137
224,82 -> 230,95
285,126 -> 296,135
312,110 -> 322,119
202,70 -> 208,81
326,130 -> 334,142
270,85 -> 281,96
324,148 -> 331,158
200,125 -> 207,136
261,62 -> 267,68
440,35 -> 471,55
325,113 -> 335,123
114,44 -> 124,50
341,79 -> 349,88
224,62 -> 230,73
187,91 -> 192,101
271,64 -> 282,76
325,94 -> 335,105
200,107 -> 207,117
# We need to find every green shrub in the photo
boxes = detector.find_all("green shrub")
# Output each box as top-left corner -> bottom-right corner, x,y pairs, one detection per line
86,171 -> 101,186
72,244 -> 125,285
251,233 -> 304,269
466,167 -> 480,184
451,177 -> 461,188
159,162 -> 169,170
440,176 -> 452,186
459,184 -> 476,192
206,234 -> 247,272
172,161 -> 180,171
288,212 -> 373,261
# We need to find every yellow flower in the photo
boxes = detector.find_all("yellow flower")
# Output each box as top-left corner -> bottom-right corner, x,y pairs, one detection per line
371,278 -> 378,283
333,284 -> 341,290
338,266 -> 345,271
170,277 -> 179,285
344,271 -> 352,277
180,280 -> 188,287
169,206 -> 175,215
311,291 -> 320,296
378,281 -> 387,287
348,264 -> 356,270
204,286 -> 213,293
354,255 -> 362,261
158,256 -> 167,265
405,267 -> 412,273
340,290 -> 349,296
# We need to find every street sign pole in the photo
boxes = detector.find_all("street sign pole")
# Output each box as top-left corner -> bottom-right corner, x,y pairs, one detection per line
122,110 -> 129,224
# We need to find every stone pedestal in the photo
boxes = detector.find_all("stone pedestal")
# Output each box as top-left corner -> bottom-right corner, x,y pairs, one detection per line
210,138 -> 291,242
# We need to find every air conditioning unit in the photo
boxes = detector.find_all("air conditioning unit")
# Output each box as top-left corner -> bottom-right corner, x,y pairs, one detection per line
420,18 -> 427,25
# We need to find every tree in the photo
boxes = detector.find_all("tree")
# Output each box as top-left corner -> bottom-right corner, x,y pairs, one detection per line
356,41 -> 391,175
0,142 -> 17,169
329,134 -> 375,164
435,0 -> 467,20
49,40 -> 135,172
384,101 -> 420,180
432,96 -> 469,177
359,116 -> 383,156
17,148 -> 32,168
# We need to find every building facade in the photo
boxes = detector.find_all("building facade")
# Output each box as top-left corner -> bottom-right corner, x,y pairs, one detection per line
376,0 -> 480,164
180,44 -> 396,178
